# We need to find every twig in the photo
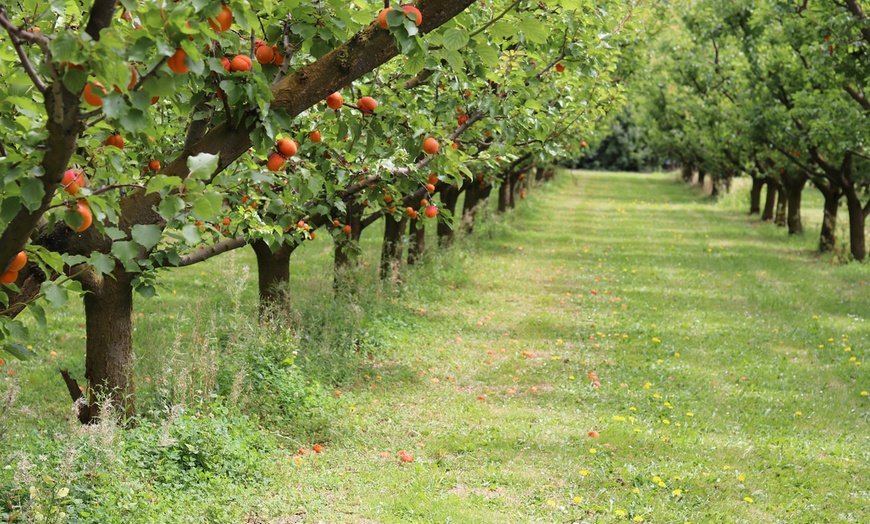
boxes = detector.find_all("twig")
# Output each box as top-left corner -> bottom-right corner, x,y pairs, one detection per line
0,8 -> 47,93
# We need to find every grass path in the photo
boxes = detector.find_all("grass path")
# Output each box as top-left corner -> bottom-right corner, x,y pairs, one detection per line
4,171 -> 869,523
262,171 -> 869,523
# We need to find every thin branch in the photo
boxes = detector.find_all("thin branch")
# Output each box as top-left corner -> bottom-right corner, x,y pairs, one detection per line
843,83 -> 870,111
0,9 -> 47,93
469,0 -> 522,39
174,236 -> 248,268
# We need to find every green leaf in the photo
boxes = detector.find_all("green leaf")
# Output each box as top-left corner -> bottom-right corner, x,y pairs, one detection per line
131,224 -> 163,250
472,41 -> 500,68
1,344 -> 37,360
19,178 -> 45,212
41,281 -> 68,307
442,28 -> 469,52
158,195 -> 186,221
187,153 -> 220,180
146,175 -> 183,195
111,241 -> 140,265
519,19 -> 549,44
405,51 -> 427,76
181,224 -> 202,245
90,253 -> 115,275
29,303 -> 46,328
192,193 -> 223,220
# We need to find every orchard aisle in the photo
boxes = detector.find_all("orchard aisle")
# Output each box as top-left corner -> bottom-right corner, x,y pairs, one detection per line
269,171 -> 869,523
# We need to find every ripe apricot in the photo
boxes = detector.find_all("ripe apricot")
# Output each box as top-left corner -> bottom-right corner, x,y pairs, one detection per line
8,251 -> 27,272
149,160 -> 161,172
105,133 -> 124,149
420,198 -> 429,207
221,56 -> 231,71
378,7 -> 394,29
276,138 -> 298,157
267,153 -> 285,171
222,217 -> 231,226
0,270 -> 17,285
425,205 -> 438,218
230,54 -> 252,72
384,194 -> 393,203
555,62 -> 565,72
358,96 -> 377,113
127,64 -> 138,90
425,183 -> 435,193
342,225 -> 352,235
401,5 -> 422,26
74,201 -> 93,232
309,130 -> 322,142
82,82 -> 106,107
209,5 -> 233,32
326,92 -> 343,110
168,48 -> 189,74
422,137 -> 438,154
271,46 -> 284,65
62,170 -> 84,195
458,114 -> 468,125
255,44 -> 274,64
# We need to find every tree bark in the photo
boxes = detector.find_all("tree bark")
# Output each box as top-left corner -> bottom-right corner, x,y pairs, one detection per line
82,265 -> 134,423
761,178 -> 778,221
774,184 -> 787,227
844,187 -> 867,261
819,188 -> 840,253
437,184 -> 461,247
749,174 -> 763,215
252,240 -> 295,311
497,178 -> 510,213
380,215 -> 407,282
334,204 -> 363,274
697,169 -> 706,187
681,164 -> 694,183
783,173 -> 807,235
407,217 -> 426,264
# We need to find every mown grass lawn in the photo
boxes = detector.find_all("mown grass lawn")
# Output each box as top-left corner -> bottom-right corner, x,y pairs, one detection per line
2,171 -> 869,523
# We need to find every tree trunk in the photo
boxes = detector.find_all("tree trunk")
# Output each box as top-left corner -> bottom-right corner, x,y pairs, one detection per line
380,215 -> 407,282
783,173 -> 807,235
681,164 -> 694,183
462,179 -> 482,233
437,184 -> 461,247
333,204 -> 363,280
497,178 -> 510,213
508,173 -> 517,209
407,217 -> 425,264
749,174 -> 763,215
774,184 -> 787,227
83,265 -> 135,423
761,178 -> 778,221
819,188 -> 840,253
252,240 -> 295,311
535,166 -> 547,182
845,189 -> 867,261
697,169 -> 706,187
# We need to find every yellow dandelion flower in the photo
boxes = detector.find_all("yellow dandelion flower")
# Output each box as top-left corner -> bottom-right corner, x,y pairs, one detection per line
547,499 -> 556,506
657,359 -> 664,363
653,393 -> 661,399
579,470 -> 591,476
737,474 -> 745,481
860,391 -> 868,396
686,412 -> 694,417
795,411 -> 802,416
672,489 -> 683,495
662,419 -> 670,425
656,480 -> 666,487
723,465 -> 731,470
615,509 -> 627,516
589,448 -> 597,454
652,337 -> 661,343
812,315 -> 819,319
629,406 -> 637,411
634,517 -> 645,522
652,476 -> 662,483
573,496 -> 582,503
849,357 -> 857,362
674,352 -> 680,357
845,347 -> 852,352
632,488 -> 640,494
643,382 -> 652,389
569,375 -> 575,380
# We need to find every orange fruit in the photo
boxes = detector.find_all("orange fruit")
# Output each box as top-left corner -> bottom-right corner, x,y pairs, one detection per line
276,138 -> 298,157
424,205 -> 437,218
428,174 -> 438,185
420,198 -> 429,207
384,194 -> 393,203
271,47 -> 284,65
425,183 -> 435,193
230,54 -> 252,72
358,96 -> 378,113
309,130 -> 322,142
326,92 -> 343,109
61,169 -> 84,195
149,160 -> 161,172
313,444 -> 323,453
8,251 -> 27,272
221,56 -> 231,71
422,137 -> 438,154
105,133 -> 124,149
405,207 -> 414,216
74,202 -> 93,232
0,270 -> 17,285
222,217 -> 231,226
555,62 -> 565,72
127,64 -> 138,90
588,430 -> 599,438
378,7 -> 394,29
208,4 -> 233,32
401,5 -> 422,26
255,44 -> 274,64
168,48 -> 189,74
267,153 -> 285,171
342,225 -> 352,235
82,82 -> 106,107
458,114 -> 468,125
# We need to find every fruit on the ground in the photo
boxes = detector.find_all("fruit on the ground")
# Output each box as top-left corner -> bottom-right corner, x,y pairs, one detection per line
105,133 -> 124,149
588,430 -> 599,438
326,92 -> 343,109
402,5 -> 422,26
167,48 -> 189,74
267,153 -> 285,171
73,201 -> 93,232
277,138 -> 298,157
425,205 -> 438,218
309,130 -> 322,142
8,251 -> 27,272
399,450 -> 414,462
313,444 -> 323,453
0,270 -> 17,285
422,137 -> 439,154
61,170 -> 85,195
82,82 -> 106,106
255,44 -> 274,64
208,4 -> 233,32
149,160 -> 161,172
378,7 -> 394,29
358,96 -> 378,113
555,62 -> 565,72
230,54 -> 252,72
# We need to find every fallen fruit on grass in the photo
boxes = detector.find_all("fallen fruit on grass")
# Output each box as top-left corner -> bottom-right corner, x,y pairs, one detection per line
588,430 -> 599,438
399,450 -> 414,463
313,444 -> 323,453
